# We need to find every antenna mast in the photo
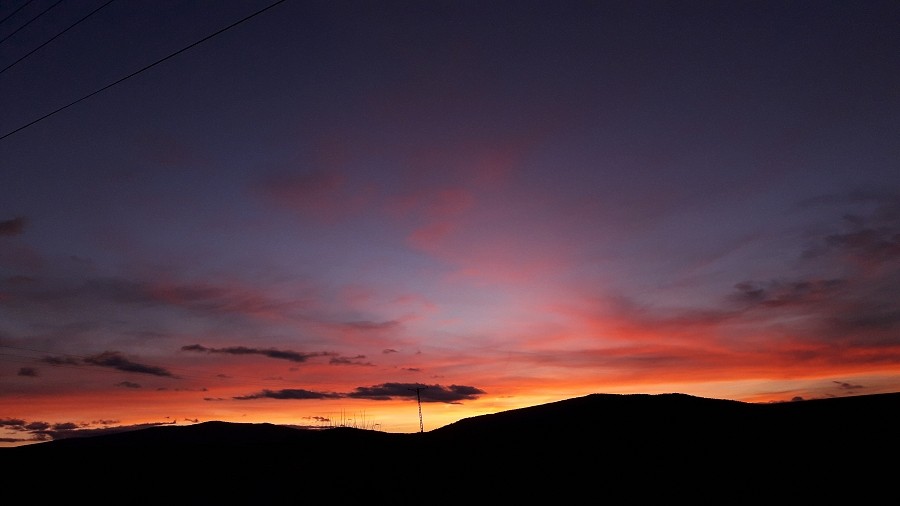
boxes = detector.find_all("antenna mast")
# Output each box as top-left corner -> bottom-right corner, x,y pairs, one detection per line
409,386 -> 427,433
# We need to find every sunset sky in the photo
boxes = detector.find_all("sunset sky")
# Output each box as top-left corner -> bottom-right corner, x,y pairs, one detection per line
2,0 -> 899,447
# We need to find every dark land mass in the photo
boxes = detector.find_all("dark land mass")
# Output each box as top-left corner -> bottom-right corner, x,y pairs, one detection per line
4,392 -> 899,503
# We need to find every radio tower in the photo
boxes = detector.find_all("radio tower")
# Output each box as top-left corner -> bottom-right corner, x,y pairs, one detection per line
409,386 -> 428,433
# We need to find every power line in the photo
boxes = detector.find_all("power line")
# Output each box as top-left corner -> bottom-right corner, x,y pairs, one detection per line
0,0 -> 37,27
0,0 -> 117,76
0,0 -> 289,143
0,0 -> 64,45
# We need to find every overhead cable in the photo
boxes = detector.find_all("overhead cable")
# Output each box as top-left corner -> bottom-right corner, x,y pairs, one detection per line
0,0 -> 37,27
0,0 -> 289,142
0,0 -> 65,45
0,0 -> 117,76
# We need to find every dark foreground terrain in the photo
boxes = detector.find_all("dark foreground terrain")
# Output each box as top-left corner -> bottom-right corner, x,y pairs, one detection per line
4,392 -> 898,503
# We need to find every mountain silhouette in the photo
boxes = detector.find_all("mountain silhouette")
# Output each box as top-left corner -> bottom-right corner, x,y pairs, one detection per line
4,392 -> 897,503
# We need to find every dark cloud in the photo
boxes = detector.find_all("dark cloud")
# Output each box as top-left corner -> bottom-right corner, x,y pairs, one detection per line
37,420 -> 176,441
0,216 -> 26,236
728,274 -> 900,345
732,279 -> 847,308
233,389 -> 342,400
328,355 -> 373,366
41,356 -> 80,366
17,367 -> 38,377
815,226 -> 900,265
346,383 -> 485,403
25,421 -> 51,431
1,417 -> 181,443
833,381 -> 864,391
231,383 -> 485,403
116,381 -> 142,388
341,320 -> 400,331
720,195 -> 900,347
802,193 -> 900,266
182,344 -> 336,363
83,351 -> 176,377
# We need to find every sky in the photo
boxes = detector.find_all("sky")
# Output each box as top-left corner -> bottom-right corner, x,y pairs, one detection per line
1,0 -> 899,447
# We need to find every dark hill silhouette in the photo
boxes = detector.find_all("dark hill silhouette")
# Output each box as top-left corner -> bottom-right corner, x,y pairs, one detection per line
4,392 -> 898,503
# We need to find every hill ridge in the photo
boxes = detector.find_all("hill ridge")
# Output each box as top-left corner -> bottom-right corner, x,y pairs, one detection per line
4,391 -> 898,502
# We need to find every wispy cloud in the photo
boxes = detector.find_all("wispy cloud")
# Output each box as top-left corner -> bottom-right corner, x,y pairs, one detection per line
231,383 -> 485,404
731,279 -> 847,308
82,351 -> 177,377
254,169 -> 372,223
41,356 -> 80,366
146,280 -> 312,322
801,192 -> 900,264
534,193 -> 900,388
233,389 -> 342,400
36,351 -> 176,377
340,320 -> 400,331
328,355 -> 373,366
181,344 -> 337,363
0,418 -> 177,444
346,383 -> 485,403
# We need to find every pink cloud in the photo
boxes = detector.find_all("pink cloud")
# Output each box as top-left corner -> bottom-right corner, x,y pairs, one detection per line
145,279 -> 313,323
256,169 -> 374,223
407,221 -> 456,253
467,147 -> 519,186
387,187 -> 474,220
528,286 -> 900,390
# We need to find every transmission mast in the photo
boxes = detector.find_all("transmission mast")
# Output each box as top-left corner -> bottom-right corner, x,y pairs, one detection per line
409,385 -> 428,433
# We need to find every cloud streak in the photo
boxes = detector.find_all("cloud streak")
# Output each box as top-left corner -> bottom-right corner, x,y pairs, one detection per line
232,382 -> 485,404
346,383 -> 486,403
82,351 -> 177,377
233,389 -> 342,400
0,419 -> 178,444
181,344 -> 337,363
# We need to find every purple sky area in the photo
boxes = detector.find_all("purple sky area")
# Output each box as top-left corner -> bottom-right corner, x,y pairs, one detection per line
2,0 -> 899,446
